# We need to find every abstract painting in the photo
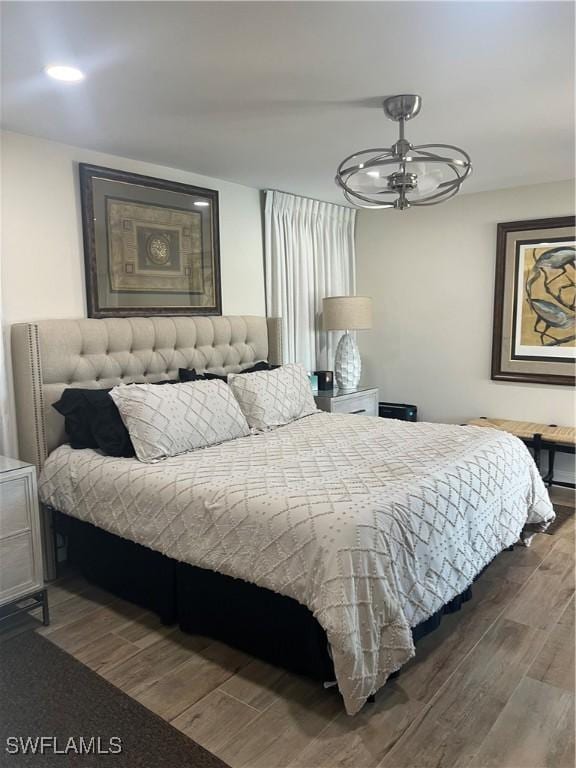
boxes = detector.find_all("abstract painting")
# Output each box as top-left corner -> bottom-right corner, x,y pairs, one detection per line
492,216 -> 575,386
515,242 -> 575,354
80,164 -> 221,317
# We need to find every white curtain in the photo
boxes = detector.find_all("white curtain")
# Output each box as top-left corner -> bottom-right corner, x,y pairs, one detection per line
0,270 -> 13,457
264,190 -> 356,372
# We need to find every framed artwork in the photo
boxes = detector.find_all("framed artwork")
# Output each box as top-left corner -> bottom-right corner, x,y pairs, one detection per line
492,215 -> 575,386
79,164 -> 221,317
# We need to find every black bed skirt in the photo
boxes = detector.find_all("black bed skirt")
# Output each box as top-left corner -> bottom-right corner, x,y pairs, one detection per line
58,512 -> 473,683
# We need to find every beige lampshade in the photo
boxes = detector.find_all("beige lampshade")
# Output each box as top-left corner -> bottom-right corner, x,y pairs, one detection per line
323,296 -> 372,331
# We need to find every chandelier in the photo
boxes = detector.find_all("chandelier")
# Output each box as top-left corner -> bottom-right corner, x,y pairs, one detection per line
335,95 -> 472,210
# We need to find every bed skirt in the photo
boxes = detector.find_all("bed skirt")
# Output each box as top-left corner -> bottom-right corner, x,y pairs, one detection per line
56,511 -> 474,684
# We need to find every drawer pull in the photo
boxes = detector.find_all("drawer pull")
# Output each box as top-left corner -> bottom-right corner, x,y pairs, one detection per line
351,409 -> 366,415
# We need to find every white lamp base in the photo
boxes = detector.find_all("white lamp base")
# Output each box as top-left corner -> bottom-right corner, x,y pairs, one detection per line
334,331 -> 361,390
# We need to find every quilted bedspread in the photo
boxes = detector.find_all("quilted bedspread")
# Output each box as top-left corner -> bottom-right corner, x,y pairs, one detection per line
39,412 -> 554,714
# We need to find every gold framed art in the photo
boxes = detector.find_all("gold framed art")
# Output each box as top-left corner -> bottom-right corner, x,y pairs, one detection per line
80,164 -> 221,317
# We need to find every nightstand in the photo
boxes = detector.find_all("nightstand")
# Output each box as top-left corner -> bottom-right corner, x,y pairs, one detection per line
314,386 -> 379,416
0,457 -> 49,625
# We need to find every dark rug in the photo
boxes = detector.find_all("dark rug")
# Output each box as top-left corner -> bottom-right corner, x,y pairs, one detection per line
545,503 -> 574,535
0,632 -> 229,768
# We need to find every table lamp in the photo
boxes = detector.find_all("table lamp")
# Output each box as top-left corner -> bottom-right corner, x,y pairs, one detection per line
323,296 -> 372,390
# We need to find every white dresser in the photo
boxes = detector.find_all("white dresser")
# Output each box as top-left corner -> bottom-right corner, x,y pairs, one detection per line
0,456 -> 48,625
314,386 -> 379,416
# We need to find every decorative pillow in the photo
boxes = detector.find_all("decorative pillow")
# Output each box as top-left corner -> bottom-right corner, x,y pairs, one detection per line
228,363 -> 317,431
109,380 -> 251,462
52,380 -> 178,457
89,392 -> 136,458
52,389 -> 99,450
178,361 -> 278,383
177,367 -> 205,383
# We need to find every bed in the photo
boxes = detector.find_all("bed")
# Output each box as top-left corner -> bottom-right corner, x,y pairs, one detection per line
11,315 -> 554,715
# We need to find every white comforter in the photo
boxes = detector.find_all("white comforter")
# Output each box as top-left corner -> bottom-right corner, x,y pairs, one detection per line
39,412 -> 554,714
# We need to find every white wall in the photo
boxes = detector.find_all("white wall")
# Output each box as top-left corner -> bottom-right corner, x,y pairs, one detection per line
1,131 -> 265,323
356,180 -> 575,482
0,131 -> 266,455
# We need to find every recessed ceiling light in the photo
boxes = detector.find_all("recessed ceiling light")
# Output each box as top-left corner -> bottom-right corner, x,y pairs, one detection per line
45,65 -> 85,82
194,201 -> 210,207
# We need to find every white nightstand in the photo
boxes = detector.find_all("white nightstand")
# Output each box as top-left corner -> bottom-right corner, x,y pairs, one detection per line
314,386 -> 379,416
0,456 -> 49,625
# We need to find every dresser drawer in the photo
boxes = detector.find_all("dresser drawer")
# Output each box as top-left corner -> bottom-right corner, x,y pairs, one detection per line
0,474 -> 31,538
330,390 -> 378,416
0,531 -> 39,604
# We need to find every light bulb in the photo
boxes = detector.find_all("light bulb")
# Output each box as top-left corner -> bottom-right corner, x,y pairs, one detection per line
45,65 -> 84,82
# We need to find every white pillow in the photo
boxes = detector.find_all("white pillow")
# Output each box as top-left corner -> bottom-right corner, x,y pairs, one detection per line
228,363 -> 317,431
109,380 -> 250,463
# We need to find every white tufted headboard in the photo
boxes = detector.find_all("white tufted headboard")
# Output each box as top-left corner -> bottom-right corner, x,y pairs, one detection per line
11,315 -> 283,469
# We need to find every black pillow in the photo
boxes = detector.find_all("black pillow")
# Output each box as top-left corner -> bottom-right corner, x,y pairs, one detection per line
239,361 -> 280,373
52,380 -> 178,457
178,361 -> 278,383
177,367 -> 205,383
52,390 -> 99,450
89,390 -> 135,458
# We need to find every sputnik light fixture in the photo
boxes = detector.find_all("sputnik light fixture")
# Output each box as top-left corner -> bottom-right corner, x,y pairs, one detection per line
335,94 -> 472,210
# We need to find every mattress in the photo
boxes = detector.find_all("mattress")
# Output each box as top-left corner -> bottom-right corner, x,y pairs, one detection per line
39,412 -> 554,714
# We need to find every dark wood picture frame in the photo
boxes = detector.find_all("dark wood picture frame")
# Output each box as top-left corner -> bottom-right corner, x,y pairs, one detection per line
79,163 -> 221,318
491,215 -> 575,386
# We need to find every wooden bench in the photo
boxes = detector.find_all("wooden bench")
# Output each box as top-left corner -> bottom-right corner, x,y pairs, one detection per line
467,418 -> 575,489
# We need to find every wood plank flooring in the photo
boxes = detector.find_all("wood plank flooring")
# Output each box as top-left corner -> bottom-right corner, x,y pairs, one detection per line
1,487 -> 574,768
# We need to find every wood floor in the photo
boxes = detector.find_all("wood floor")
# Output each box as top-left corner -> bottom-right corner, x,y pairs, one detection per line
2,486 -> 574,768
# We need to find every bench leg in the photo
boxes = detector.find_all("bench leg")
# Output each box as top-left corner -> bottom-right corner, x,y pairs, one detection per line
544,447 -> 556,487
533,433 -> 542,472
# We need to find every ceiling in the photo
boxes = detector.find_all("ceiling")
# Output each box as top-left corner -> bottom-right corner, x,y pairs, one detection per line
2,1 -> 574,204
